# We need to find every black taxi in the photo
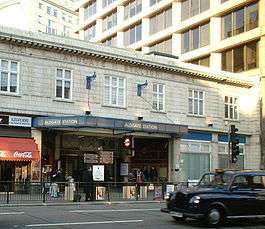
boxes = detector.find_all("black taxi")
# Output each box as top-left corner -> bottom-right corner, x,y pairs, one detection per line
161,170 -> 265,227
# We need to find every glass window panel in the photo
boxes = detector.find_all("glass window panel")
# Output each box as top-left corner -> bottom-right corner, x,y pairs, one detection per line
233,46 -> 244,72
57,69 -> 63,78
188,90 -> 193,97
11,62 -> 17,72
194,90 -> 198,98
65,70 -> 71,79
192,27 -> 199,50
10,73 -> 17,92
182,31 -> 190,53
234,106 -> 238,119
1,60 -> 8,71
200,0 -> 209,12
181,0 -> 189,21
191,0 -> 199,17
199,100 -> 203,115
246,3 -> 258,31
246,42 -> 257,70
56,80 -> 62,98
222,50 -> 233,72
222,14 -> 232,39
200,56 -> 210,66
200,23 -> 209,47
194,99 -> 198,114
165,8 -> 172,28
64,81 -> 71,99
0,72 -> 8,91
233,9 -> 244,35
229,105 -> 233,119
136,24 -> 142,42
188,98 -> 193,114
225,104 -> 229,118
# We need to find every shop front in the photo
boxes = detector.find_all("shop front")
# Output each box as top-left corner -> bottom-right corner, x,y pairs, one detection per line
0,137 -> 40,191
33,115 -> 188,183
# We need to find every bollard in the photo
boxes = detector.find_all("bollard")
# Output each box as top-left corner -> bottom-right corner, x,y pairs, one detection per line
107,183 -> 111,202
6,182 -> 10,204
42,181 -> 46,203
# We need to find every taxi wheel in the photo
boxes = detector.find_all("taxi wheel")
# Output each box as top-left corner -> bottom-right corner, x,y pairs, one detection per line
172,216 -> 186,222
205,208 -> 224,228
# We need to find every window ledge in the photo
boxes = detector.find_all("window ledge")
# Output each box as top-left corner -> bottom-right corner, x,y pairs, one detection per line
0,92 -> 21,97
150,110 -> 167,114
224,118 -> 240,122
53,98 -> 74,103
187,114 -> 205,118
102,105 -> 127,110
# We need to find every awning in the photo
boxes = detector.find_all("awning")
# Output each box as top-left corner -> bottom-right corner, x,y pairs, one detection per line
0,137 -> 39,161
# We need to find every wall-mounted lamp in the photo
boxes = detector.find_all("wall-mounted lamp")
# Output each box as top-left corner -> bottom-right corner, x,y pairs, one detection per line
86,72 -> 96,90
85,110 -> 91,115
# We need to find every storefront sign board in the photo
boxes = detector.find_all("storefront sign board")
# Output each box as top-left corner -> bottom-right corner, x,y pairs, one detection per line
93,165 -> 104,181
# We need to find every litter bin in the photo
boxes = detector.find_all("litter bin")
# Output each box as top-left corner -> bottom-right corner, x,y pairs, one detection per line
64,177 -> 75,201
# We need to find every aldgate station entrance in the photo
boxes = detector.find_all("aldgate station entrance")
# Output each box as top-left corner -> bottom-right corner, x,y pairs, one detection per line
33,115 -> 188,184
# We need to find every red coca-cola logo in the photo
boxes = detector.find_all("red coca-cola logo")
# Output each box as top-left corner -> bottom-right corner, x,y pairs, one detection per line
13,151 -> 32,158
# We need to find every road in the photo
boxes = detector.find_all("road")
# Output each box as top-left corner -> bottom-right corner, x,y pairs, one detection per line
0,202 -> 265,229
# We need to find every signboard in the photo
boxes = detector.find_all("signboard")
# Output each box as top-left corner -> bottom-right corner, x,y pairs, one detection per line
33,115 -> 188,135
166,184 -> 175,195
96,186 -> 106,200
9,116 -> 32,127
93,165 -> 104,181
120,163 -> 128,176
84,153 -> 98,164
99,151 -> 113,164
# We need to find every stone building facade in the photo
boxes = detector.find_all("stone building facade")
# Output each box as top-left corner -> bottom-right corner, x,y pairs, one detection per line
0,27 -> 261,183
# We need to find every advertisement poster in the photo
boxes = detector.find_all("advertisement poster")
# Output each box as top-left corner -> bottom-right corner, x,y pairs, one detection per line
166,184 -> 175,195
96,186 -> 106,200
153,185 -> 162,200
120,163 -> 128,176
93,165 -> 104,181
123,186 -> 136,200
139,186 -> 147,199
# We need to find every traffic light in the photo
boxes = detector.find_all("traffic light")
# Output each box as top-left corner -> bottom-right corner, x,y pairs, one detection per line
122,136 -> 132,149
230,125 -> 242,163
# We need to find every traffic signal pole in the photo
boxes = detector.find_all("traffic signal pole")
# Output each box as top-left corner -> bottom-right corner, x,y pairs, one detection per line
228,126 -> 231,169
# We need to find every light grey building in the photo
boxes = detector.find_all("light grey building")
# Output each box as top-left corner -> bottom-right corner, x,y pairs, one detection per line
0,26 -> 261,184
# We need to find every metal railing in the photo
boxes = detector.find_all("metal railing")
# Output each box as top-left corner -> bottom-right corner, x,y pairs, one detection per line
0,181 -> 198,204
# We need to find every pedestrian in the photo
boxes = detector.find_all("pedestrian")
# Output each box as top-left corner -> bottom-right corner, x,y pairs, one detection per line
136,169 -> 143,199
50,169 -> 58,198
150,167 -> 158,182
82,166 -> 93,201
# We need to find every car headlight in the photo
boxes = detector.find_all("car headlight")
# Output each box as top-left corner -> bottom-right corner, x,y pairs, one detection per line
189,196 -> 201,204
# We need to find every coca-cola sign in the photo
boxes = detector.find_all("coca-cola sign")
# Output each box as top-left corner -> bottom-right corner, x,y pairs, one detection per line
13,151 -> 32,158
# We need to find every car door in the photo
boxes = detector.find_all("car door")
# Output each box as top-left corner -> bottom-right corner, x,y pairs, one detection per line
228,175 -> 258,216
251,175 -> 265,215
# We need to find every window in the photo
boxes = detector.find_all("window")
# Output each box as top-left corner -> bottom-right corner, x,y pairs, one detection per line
150,7 -> 172,35
38,15 -> 42,24
47,6 -> 51,15
62,13 -> 66,21
150,0 -> 162,6
189,56 -> 210,67
103,76 -> 125,107
39,2 -> 42,9
222,41 -> 258,72
63,26 -> 71,37
218,154 -> 244,170
188,89 -> 204,116
102,0 -> 116,8
124,23 -> 142,45
224,96 -> 238,120
84,0 -> 97,20
182,23 -> 209,53
53,9 -> 58,17
84,24 -> 96,40
149,38 -> 172,54
56,69 -> 72,99
46,20 -> 57,35
152,83 -> 165,111
181,0 -> 210,21
0,60 -> 18,93
102,35 -> 117,47
124,0 -> 142,20
221,2 -> 258,39
102,11 -> 117,32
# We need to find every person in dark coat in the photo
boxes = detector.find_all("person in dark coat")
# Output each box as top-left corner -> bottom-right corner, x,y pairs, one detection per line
82,166 -> 94,201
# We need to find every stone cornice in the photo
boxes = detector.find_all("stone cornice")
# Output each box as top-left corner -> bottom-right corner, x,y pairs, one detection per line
0,26 -> 253,88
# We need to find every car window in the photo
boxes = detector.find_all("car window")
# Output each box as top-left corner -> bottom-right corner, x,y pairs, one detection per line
232,175 -> 265,190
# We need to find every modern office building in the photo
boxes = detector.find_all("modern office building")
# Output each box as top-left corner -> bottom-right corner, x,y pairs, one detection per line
0,0 -> 78,38
75,0 -> 265,167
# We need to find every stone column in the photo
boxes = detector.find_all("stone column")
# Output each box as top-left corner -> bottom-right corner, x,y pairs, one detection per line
168,137 -> 181,182
260,0 -> 265,168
